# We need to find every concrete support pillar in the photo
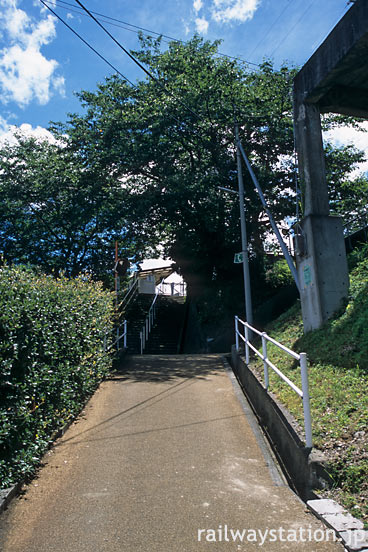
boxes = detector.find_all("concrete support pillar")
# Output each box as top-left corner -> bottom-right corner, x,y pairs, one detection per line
294,216 -> 349,332
293,97 -> 349,331
294,101 -> 330,216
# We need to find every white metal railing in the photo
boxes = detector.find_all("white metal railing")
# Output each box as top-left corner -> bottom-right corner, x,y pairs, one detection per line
140,292 -> 159,354
104,319 -> 127,353
235,315 -> 313,448
118,272 -> 139,312
157,281 -> 187,296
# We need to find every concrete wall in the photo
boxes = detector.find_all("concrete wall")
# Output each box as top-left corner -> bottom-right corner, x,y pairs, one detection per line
230,347 -> 331,500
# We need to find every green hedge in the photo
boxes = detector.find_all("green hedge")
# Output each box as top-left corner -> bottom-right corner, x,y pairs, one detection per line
0,265 -> 114,488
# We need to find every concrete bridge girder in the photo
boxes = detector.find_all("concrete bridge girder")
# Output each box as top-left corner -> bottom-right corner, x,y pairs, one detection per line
293,0 -> 368,332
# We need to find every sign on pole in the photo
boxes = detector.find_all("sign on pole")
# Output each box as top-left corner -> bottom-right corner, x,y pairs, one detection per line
234,252 -> 243,264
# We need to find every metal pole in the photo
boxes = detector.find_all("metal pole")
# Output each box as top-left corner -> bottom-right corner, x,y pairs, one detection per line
235,124 -> 253,329
244,324 -> 250,365
115,240 -> 119,309
237,139 -> 300,293
300,352 -> 313,448
262,333 -> 269,390
123,320 -> 127,349
235,316 -> 239,351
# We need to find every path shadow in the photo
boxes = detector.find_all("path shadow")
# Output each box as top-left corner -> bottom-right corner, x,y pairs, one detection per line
110,354 -> 224,383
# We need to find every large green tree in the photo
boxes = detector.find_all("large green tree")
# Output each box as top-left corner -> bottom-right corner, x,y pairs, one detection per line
1,36 -> 364,309
51,36 -> 300,303
0,134 -> 143,281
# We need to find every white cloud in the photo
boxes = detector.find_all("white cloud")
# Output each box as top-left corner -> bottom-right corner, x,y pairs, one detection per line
193,0 -> 203,12
0,0 -> 64,107
0,122 -> 57,145
195,17 -> 209,34
324,122 -> 368,176
211,0 -> 260,24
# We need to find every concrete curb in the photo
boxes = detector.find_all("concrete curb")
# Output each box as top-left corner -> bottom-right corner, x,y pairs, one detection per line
307,499 -> 368,552
228,347 -> 367,552
229,346 -> 329,498
222,355 -> 288,488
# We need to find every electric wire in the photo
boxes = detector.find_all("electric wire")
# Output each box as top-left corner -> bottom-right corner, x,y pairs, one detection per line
269,0 -> 318,57
247,0 -> 292,59
40,0 -> 203,137
39,0 -> 136,87
45,0 -> 260,67
41,0 -> 286,137
73,0 -> 202,121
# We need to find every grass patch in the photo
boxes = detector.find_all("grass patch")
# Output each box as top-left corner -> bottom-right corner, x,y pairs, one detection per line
249,245 -> 368,524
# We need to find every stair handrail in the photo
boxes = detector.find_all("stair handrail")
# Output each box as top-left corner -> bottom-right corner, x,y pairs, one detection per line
343,209 -> 368,237
118,271 -> 139,313
104,318 -> 127,353
140,291 -> 159,354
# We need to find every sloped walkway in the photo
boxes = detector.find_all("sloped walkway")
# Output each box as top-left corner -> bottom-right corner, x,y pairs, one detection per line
0,355 -> 343,551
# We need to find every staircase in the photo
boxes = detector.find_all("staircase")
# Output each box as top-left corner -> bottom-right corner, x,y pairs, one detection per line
144,295 -> 186,354
124,294 -> 186,354
124,294 -> 156,354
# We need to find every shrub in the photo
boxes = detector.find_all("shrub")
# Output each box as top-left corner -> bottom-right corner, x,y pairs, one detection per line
0,264 -> 114,488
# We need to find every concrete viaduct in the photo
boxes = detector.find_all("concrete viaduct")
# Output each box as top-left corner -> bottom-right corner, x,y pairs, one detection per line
293,0 -> 368,331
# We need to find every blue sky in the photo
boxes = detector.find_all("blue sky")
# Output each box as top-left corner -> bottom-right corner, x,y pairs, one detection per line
0,0 -> 364,155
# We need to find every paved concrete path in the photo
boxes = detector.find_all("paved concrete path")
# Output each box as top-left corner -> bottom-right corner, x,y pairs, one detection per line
0,355 -> 343,551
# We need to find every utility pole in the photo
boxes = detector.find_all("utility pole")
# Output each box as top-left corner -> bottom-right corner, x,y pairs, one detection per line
235,123 -> 253,329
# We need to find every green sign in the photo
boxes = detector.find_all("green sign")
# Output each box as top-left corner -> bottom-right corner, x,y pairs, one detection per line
234,252 -> 243,264
303,264 -> 312,286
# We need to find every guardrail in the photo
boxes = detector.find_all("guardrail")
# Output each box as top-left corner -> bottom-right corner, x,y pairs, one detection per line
140,292 -> 159,354
118,272 -> 139,313
235,316 -> 312,448
104,319 -> 127,353
157,281 -> 187,296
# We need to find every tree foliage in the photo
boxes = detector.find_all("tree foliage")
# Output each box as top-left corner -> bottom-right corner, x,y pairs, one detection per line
0,35 -> 365,306
50,36 -> 300,301
0,134 -> 145,281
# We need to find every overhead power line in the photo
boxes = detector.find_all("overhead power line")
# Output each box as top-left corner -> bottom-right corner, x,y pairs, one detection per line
269,0 -> 318,57
46,0 -> 260,68
39,0 -> 136,87
248,0 -> 292,59
73,0 -> 202,121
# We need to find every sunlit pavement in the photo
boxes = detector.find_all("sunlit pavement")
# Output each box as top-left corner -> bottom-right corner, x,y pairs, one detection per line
0,355 -> 344,551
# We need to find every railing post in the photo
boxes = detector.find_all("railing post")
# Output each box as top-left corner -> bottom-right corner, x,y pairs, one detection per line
244,324 -> 250,365
123,320 -> 127,349
140,331 -> 143,355
300,352 -> 313,448
262,332 -> 269,390
235,316 -> 239,351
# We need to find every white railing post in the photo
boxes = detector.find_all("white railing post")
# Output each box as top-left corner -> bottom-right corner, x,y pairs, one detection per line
244,324 -> 250,365
140,331 -> 143,355
235,316 -> 239,351
300,352 -> 313,448
116,326 -> 120,351
123,320 -> 127,349
262,332 -> 269,390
